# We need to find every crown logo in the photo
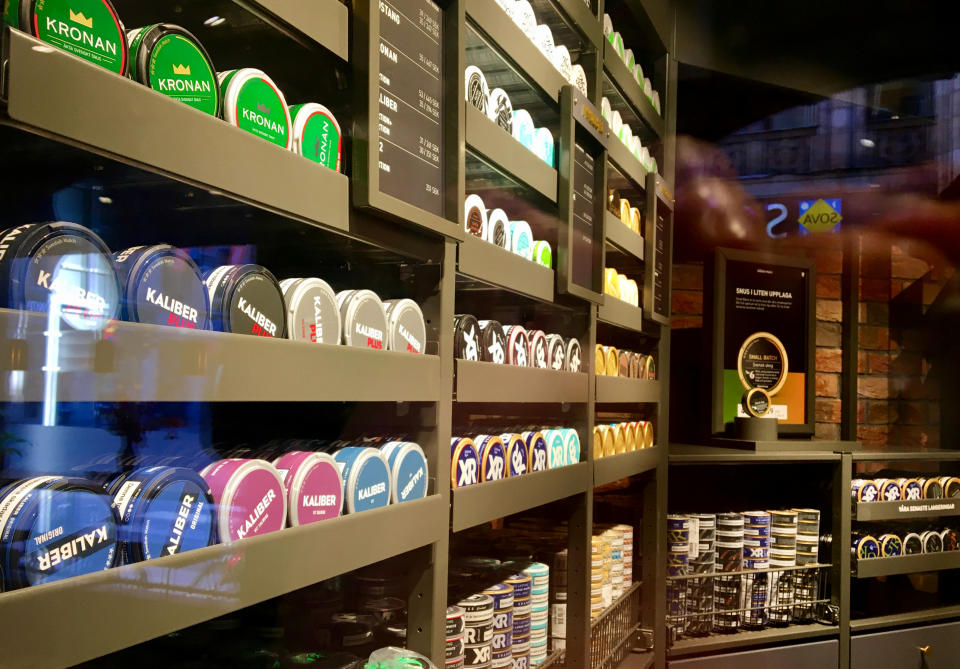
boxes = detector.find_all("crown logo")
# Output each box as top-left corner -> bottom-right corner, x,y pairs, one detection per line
69,9 -> 93,28
172,64 -> 191,76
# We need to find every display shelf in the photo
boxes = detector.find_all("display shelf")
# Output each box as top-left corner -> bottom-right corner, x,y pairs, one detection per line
601,41 -> 664,139
597,297 -> 647,334
0,495 -> 447,668
605,211 -> 646,261
244,0 -> 350,60
669,444 -> 843,464
455,359 -> 588,403
666,623 -> 839,658
854,552 -> 960,578
538,649 -> 565,668
535,0 -> 603,49
851,450 -> 960,461
457,232 -> 556,302
594,447 -> 659,486
855,498 -> 960,522
451,462 -> 591,531
595,376 -> 659,404
619,650 -> 655,669
1,29 -> 349,236
0,309 -> 441,403
850,605 -> 960,633
465,103 -> 559,202
605,126 -> 652,190
465,0 -> 569,104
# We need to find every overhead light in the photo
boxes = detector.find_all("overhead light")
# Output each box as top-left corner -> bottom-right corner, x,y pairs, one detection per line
203,15 -> 226,26
98,196 -> 113,204
860,138 -> 875,148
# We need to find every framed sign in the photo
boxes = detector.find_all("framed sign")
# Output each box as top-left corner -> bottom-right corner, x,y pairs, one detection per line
644,175 -> 673,325
708,248 -> 815,436
557,86 -> 607,304
353,0 -> 462,238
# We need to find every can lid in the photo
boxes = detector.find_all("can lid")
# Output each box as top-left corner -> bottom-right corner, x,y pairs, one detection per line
289,103 -> 342,170
533,24 -> 555,61
273,451 -> 343,526
486,208 -> 510,248
114,244 -> 209,329
504,325 -> 530,366
128,23 -> 220,116
487,88 -> 513,132
219,68 -> 292,149
282,277 -> 341,344
451,438 -> 480,488
338,289 -> 387,349
384,441 -> 428,503
0,222 -> 120,330
528,330 -> 548,369
478,319 -> 506,364
27,0 -> 128,74
502,434 -> 528,477
337,447 -> 391,513
455,314 -> 482,361
464,66 -> 489,113
202,458 -> 287,543
464,194 -> 488,238
383,298 -> 426,354
565,338 -> 582,372
205,264 -> 286,337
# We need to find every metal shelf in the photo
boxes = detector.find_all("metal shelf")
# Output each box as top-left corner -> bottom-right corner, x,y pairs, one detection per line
852,450 -> 960,461
595,376 -> 659,403
594,447 -> 660,486
466,0 -> 569,104
669,444 -> 843,464
546,0 -> 603,48
851,605 -> 960,633
457,232 -> 556,302
855,498 -> 960,522
0,309 -> 441,402
605,126 -> 651,190
0,495 -> 447,668
2,28 -> 349,236
666,623 -> 839,658
455,359 -> 588,403
854,551 -> 960,578
451,461 -> 591,531
601,41 -> 665,139
246,0 -> 350,60
465,103 -> 559,202
597,297 -> 647,334
605,211 -> 645,262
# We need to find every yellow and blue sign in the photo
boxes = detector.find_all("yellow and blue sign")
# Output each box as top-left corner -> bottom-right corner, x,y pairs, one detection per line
798,198 -> 842,234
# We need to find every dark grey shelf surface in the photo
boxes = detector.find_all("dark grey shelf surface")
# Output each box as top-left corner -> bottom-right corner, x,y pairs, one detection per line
605,211 -> 645,261
855,498 -> 960,522
666,623 -> 839,658
669,444 -> 843,464
595,376 -> 659,404
455,359 -> 588,403
548,0 -> 603,48
0,309 -> 441,402
601,40 -> 665,138
466,0 -> 569,104
855,551 -> 960,578
249,0 -> 350,60
0,495 -> 446,668
605,126 -> 651,190
465,103 -> 559,202
852,450 -> 960,461
597,298 -> 647,334
457,232 -> 556,302
594,447 -> 660,486
451,462 -> 591,531
851,605 -> 960,633
3,29 -> 350,236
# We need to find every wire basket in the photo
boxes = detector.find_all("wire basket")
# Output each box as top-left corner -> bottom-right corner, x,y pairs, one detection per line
666,563 -> 832,644
587,581 -> 641,669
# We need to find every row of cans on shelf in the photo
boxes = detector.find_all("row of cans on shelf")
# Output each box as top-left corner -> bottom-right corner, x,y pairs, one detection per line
590,524 -> 635,619
852,526 -> 960,558
450,430 -> 581,488
454,315 -> 582,372
595,345 -> 656,379
593,421 -> 655,458
851,476 -> 960,502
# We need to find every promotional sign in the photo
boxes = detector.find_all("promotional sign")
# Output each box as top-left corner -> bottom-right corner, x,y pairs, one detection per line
709,249 -> 815,436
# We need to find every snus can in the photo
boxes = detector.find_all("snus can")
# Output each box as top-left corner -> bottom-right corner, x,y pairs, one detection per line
505,573 -> 532,599
512,614 -> 531,637
479,319 -> 507,364
451,438 -> 480,488
463,619 -> 493,644
20,0 -> 128,74
446,605 -> 466,637
478,436 -> 507,482
381,441 -> 428,503
565,338 -> 582,372
127,23 -> 220,116
504,325 -> 530,367
114,244 -> 209,329
502,434 -> 528,477
455,314 -> 482,361
384,298 -> 426,354
337,289 -> 388,349
219,68 -> 292,149
205,264 -> 286,338
543,430 -> 566,469
273,451 -> 343,526
0,476 -> 118,589
109,466 -> 215,563
289,103 -> 342,171
199,458 -> 286,543
521,432 -> 548,473
332,447 -> 391,513
0,222 -> 120,331
279,277 -> 341,344
486,583 -> 515,613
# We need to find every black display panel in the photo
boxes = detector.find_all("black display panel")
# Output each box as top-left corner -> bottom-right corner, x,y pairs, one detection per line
571,143 -> 597,290
376,0 -> 443,216
653,207 -> 669,317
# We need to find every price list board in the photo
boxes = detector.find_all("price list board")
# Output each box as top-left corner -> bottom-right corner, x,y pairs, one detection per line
376,0 -> 444,216
571,143 -> 598,291
652,208 -> 668,317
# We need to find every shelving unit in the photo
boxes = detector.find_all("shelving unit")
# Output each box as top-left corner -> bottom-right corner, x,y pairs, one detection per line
601,41 -> 665,139
455,360 -> 588,403
456,232 -> 556,302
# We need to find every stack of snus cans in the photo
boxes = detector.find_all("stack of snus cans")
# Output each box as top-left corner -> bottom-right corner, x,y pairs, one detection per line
714,513 -> 744,634
741,511 -> 771,627
524,564 -> 550,665
685,514 -> 716,636
767,510 -> 798,625
793,509 -> 821,622
666,515 -> 690,640
458,592 -> 496,669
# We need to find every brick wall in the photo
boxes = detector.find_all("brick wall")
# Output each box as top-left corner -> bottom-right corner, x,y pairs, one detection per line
670,240 -> 948,447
